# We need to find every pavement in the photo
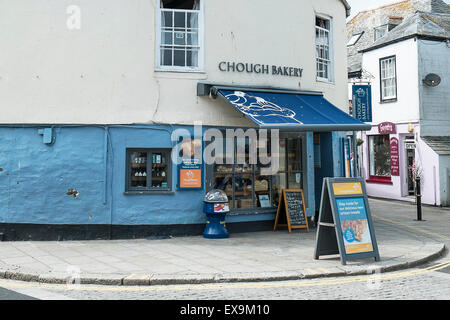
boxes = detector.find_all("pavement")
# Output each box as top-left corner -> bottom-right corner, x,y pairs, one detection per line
0,198 -> 448,286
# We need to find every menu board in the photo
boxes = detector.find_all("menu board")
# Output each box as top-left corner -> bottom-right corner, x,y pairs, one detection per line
274,189 -> 309,233
390,137 -> 399,176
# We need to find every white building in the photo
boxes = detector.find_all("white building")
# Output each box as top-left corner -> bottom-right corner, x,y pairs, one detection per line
351,9 -> 450,206
0,0 -> 370,240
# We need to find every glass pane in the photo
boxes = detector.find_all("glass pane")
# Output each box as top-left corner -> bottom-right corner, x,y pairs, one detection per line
255,175 -> 271,208
274,139 -> 286,172
272,173 -> 287,207
213,135 -> 233,172
256,135 -> 271,173
369,135 -> 391,177
235,174 -> 253,209
235,137 -> 253,174
151,152 -> 169,188
186,49 -> 198,67
162,31 -> 173,45
162,11 -> 173,28
288,172 -> 301,189
213,173 -> 233,209
173,49 -> 185,66
174,11 -> 186,29
174,31 -> 186,45
186,31 -> 198,46
161,48 -> 173,66
186,12 -> 198,29
130,152 -> 148,188
287,138 -> 301,171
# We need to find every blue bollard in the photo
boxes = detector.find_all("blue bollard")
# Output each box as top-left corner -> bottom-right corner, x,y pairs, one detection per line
202,202 -> 229,239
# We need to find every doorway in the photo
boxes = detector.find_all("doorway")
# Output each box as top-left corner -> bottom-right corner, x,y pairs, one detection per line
404,137 -> 415,196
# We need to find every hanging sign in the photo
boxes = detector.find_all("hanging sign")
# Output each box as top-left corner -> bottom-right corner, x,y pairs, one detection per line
314,178 -> 380,265
274,189 -> 309,233
352,85 -> 372,122
390,137 -> 400,176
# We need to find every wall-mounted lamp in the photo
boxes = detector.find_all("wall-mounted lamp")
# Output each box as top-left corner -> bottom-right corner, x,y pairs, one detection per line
408,122 -> 414,133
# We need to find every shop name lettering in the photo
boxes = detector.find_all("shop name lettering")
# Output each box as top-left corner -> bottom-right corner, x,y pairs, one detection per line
379,123 -> 394,132
219,61 -> 303,77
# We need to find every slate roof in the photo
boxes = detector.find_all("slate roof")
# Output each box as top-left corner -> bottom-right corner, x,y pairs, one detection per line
361,11 -> 450,52
421,136 -> 450,154
346,0 -> 450,76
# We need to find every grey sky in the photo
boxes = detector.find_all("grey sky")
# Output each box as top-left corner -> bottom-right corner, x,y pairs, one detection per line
346,0 -> 450,19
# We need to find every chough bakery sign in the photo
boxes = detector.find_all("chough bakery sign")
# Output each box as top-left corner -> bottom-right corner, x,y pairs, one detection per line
218,61 -> 303,77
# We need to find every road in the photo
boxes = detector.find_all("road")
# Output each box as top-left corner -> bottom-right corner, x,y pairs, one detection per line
0,198 -> 448,301
0,258 -> 449,300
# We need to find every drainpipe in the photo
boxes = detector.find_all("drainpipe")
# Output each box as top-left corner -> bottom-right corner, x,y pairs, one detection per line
103,126 -> 113,239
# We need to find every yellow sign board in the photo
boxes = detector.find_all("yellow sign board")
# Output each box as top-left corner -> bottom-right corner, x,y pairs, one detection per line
332,182 -> 363,196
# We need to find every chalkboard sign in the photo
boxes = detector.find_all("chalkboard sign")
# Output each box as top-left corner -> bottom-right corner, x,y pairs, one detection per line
274,189 -> 309,233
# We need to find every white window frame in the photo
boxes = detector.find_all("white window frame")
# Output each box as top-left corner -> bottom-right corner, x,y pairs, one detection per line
155,1 -> 204,72
315,15 -> 334,83
374,25 -> 388,42
379,55 -> 397,101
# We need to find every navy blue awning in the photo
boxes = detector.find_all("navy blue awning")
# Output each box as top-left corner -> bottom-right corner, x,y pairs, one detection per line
213,87 -> 370,132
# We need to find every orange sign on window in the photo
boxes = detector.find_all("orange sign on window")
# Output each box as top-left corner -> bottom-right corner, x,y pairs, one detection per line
179,169 -> 202,188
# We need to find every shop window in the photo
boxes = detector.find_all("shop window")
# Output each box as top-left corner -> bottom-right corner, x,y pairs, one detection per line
380,56 -> 397,102
126,149 -> 171,192
211,132 -> 303,212
315,16 -> 333,82
368,135 -> 391,181
157,0 -> 202,70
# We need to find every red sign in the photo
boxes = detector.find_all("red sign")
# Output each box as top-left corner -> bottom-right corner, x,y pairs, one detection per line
390,137 -> 399,176
378,122 -> 396,134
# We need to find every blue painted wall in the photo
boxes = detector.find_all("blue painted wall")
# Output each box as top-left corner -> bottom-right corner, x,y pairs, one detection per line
0,125 -> 278,227
0,126 -> 107,225
0,125 -> 345,227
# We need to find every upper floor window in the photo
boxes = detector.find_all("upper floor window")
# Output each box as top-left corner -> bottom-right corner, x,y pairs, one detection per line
315,16 -> 333,82
157,0 -> 203,71
380,56 -> 397,101
374,23 -> 398,42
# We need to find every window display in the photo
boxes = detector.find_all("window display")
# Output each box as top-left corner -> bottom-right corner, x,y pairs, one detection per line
211,133 -> 303,212
369,135 -> 391,177
126,149 -> 171,192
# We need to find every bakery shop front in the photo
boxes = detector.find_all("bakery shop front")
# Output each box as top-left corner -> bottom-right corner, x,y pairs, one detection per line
198,83 -> 371,225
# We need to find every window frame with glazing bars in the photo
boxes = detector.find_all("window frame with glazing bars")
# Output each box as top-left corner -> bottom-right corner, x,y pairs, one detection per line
156,2 -> 204,72
379,55 -> 397,103
125,148 -> 173,194
315,16 -> 334,83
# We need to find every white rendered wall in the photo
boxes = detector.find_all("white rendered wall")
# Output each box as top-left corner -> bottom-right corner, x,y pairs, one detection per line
0,0 -> 349,125
361,38 -> 420,125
